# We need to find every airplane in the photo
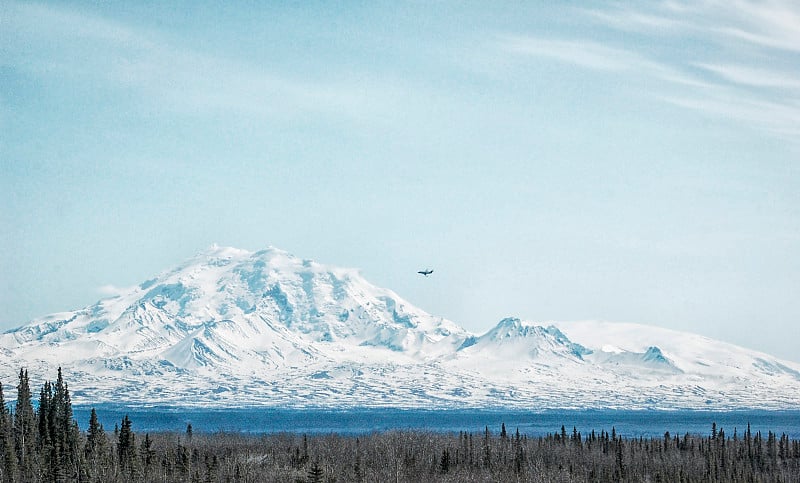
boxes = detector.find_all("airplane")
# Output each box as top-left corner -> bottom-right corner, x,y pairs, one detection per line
417,269 -> 433,277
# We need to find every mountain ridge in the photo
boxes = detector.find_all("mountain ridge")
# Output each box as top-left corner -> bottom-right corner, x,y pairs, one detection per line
1,246 -> 799,409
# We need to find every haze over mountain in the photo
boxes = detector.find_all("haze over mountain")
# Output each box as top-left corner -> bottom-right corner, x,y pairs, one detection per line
1,246 -> 798,409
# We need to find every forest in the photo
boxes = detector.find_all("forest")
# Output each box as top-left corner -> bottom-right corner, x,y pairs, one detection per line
0,368 -> 798,482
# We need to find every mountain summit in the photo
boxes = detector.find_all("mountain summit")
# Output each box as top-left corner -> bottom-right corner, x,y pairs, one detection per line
2,246 -> 799,409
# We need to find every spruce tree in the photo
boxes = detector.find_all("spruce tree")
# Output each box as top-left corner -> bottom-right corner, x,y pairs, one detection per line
0,382 -> 16,481
84,407 -> 108,481
439,448 -> 450,473
34,367 -> 81,481
307,460 -> 324,483
482,426 -> 492,468
53,367 -> 78,469
353,437 -> 363,482
513,428 -> 524,474
118,415 -> 137,474
37,380 -> 56,481
140,433 -> 155,477
13,369 -> 36,480
84,408 -> 103,458
37,381 -> 52,451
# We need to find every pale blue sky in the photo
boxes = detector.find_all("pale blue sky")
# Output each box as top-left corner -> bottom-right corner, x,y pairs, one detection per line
2,1 -> 799,361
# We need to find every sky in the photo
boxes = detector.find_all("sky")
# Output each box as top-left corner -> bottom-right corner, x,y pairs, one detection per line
1,1 -> 799,362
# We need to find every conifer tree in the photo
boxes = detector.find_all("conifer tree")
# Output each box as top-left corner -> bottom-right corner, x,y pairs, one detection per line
0,382 -> 16,482
438,448 -> 450,473
513,428 -> 524,474
118,415 -> 137,474
84,408 -> 109,482
37,381 -> 52,451
307,460 -> 324,483
13,369 -> 36,480
37,380 -> 56,481
140,433 -> 155,477
482,426 -> 492,468
85,408 -> 102,458
35,368 -> 81,481
53,368 -> 78,464
353,437 -> 363,482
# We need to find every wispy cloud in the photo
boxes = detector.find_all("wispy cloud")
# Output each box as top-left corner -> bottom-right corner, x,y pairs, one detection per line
497,34 -> 702,86
584,7 -> 690,33
716,0 -> 800,53
499,36 -> 638,72
665,95 -> 800,139
498,0 -> 800,145
585,0 -> 800,52
2,2 -> 397,123
695,63 -> 800,90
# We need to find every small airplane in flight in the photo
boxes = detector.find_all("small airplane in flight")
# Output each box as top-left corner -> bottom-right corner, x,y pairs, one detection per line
417,269 -> 433,277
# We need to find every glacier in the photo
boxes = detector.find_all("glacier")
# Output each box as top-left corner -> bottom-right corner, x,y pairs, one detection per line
1,245 -> 799,410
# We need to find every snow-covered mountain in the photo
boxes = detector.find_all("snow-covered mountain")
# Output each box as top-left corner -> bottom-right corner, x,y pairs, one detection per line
1,246 -> 799,409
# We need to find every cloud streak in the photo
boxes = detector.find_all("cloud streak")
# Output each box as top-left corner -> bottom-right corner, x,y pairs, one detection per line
499,36 -> 639,72
2,2 -> 397,124
586,0 -> 800,52
498,1 -> 800,145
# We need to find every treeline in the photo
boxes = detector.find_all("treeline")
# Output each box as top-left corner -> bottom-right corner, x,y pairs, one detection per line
1,369 -> 799,482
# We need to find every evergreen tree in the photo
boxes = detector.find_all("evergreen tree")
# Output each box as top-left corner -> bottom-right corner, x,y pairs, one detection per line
118,415 -> 137,474
140,433 -> 156,477
513,428 -> 524,474
13,369 -> 36,480
84,408 -> 109,482
353,437 -> 363,482
37,380 -> 56,481
53,368 -> 78,469
307,460 -> 324,483
35,367 -> 81,481
482,426 -> 492,468
0,382 -> 16,482
439,448 -> 450,474
37,381 -> 52,452
84,408 -> 102,458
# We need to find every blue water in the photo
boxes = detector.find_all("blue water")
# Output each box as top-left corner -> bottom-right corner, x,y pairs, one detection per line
72,406 -> 800,439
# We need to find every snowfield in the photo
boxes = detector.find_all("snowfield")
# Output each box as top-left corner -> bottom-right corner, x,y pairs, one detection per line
1,246 -> 799,409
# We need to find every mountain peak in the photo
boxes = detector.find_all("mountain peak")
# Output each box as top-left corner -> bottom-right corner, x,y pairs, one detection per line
201,244 -> 252,258
488,317 -> 539,337
1,247 -> 799,409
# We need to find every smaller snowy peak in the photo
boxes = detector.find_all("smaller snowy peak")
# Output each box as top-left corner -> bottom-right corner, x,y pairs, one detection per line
550,320 -> 800,380
588,344 -> 683,375
456,318 -> 590,363
482,317 -> 537,340
480,318 -> 591,356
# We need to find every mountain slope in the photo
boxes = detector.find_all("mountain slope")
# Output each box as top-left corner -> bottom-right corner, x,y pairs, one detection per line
1,246 -> 798,409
